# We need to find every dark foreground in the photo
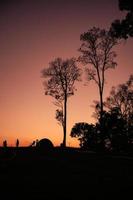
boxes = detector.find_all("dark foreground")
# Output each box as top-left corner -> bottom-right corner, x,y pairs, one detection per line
0,147 -> 133,200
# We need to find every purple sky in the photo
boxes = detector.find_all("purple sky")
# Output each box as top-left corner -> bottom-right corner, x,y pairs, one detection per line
0,0 -> 133,147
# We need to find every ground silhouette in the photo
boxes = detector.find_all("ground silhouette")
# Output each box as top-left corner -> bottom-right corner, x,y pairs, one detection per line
0,145 -> 133,199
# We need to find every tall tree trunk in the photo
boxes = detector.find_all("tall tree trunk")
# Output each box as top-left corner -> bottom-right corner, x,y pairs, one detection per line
99,89 -> 105,150
63,92 -> 67,147
100,89 -> 104,120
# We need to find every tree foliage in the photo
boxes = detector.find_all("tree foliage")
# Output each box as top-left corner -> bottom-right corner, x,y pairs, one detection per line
102,108 -> 128,151
111,0 -> 133,39
70,122 -> 96,150
55,109 -> 64,126
105,74 -> 133,123
42,58 -> 81,100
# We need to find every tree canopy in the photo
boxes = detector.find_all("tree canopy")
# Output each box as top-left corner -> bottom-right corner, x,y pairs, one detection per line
70,122 -> 96,150
111,0 -> 133,39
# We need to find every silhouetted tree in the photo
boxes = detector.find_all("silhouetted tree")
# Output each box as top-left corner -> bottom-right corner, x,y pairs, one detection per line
91,100 -> 106,121
91,105 -> 128,152
102,108 -> 128,152
41,58 -> 81,147
79,27 -> 118,142
105,74 -> 133,145
70,122 -> 96,150
105,74 -> 133,121
111,0 -> 133,39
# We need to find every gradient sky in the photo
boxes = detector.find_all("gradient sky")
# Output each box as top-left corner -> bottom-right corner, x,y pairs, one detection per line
0,0 -> 133,147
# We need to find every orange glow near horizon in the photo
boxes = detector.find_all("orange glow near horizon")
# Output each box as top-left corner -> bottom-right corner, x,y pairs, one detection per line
0,0 -> 133,147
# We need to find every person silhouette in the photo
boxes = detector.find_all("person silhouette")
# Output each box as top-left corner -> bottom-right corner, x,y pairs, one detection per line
16,139 -> 19,147
30,140 -> 35,147
35,139 -> 39,146
3,140 -> 7,148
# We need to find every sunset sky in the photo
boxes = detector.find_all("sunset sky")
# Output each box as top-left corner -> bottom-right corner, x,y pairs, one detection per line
0,0 -> 133,147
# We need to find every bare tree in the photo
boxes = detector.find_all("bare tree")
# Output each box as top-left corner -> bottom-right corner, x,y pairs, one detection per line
41,57 -> 81,147
79,27 -> 118,123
